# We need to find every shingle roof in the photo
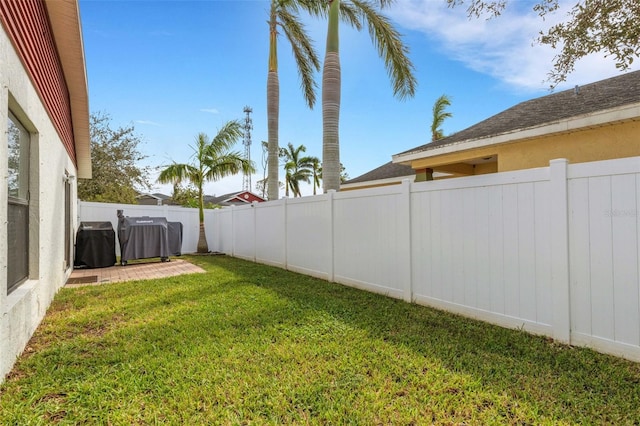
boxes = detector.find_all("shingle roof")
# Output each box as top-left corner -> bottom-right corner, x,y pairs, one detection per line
397,70 -> 640,157
204,192 -> 243,205
343,161 -> 414,184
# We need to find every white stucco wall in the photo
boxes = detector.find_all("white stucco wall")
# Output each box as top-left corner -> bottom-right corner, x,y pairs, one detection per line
0,26 -> 79,381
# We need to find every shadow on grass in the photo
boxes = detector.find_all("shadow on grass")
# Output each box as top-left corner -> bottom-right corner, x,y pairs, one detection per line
3,255 -> 640,423
187,255 -> 640,423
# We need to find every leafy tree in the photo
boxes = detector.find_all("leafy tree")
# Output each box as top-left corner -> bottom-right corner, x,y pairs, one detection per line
320,0 -> 417,192
157,122 -> 255,253
318,162 -> 349,187
171,182 -> 219,209
446,0 -> 640,86
259,141 -> 269,198
78,112 -> 151,203
266,0 -> 322,201
431,94 -> 452,142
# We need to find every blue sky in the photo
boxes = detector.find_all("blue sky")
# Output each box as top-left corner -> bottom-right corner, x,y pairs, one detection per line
79,0 -> 634,197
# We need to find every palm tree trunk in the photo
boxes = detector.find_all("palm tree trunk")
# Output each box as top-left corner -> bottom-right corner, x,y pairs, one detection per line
267,4 -> 280,201
197,183 -> 208,253
322,0 -> 341,193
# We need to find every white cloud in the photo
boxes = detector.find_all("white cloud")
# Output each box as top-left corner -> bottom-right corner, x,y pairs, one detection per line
200,108 -> 220,114
136,120 -> 163,127
389,0 -> 635,92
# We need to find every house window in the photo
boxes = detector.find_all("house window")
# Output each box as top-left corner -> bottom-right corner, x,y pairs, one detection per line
7,112 -> 30,293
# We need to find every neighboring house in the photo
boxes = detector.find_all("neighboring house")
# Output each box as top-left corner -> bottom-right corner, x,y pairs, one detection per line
205,191 -> 266,207
1,0 -> 91,381
340,161 -> 450,191
341,161 -> 415,191
137,192 -> 173,206
393,71 -> 640,181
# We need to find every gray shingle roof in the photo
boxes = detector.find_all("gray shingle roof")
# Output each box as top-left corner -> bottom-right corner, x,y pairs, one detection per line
343,161 -> 414,184
397,70 -> 640,157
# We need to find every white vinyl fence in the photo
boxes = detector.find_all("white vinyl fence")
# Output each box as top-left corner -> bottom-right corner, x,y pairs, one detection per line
205,157 -> 640,362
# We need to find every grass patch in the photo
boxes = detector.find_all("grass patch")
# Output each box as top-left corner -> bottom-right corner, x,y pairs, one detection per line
1,255 -> 639,424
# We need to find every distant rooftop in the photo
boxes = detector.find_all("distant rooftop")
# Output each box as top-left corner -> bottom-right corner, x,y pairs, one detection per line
343,161 -> 414,185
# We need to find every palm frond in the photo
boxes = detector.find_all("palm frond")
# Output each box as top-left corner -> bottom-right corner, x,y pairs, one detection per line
209,120 -> 244,156
279,8 -> 321,108
157,163 -> 200,186
338,1 -> 363,30
431,94 -> 452,141
349,0 -> 417,100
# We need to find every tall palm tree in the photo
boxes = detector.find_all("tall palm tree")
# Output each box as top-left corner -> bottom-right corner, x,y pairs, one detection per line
267,0 -> 322,201
431,94 -> 452,142
321,0 -> 417,192
157,122 -> 255,253
280,142 -> 313,197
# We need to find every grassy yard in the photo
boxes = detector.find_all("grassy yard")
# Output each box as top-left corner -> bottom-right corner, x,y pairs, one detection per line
1,255 -> 639,424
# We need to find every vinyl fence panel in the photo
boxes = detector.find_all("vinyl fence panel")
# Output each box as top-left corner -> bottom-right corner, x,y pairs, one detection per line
254,200 -> 286,268
410,169 -> 553,335
333,183 -> 409,299
285,194 -> 332,280
232,205 -> 256,261
568,157 -> 640,357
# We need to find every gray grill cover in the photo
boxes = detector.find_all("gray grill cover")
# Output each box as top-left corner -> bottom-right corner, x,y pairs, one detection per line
167,222 -> 183,256
118,216 -> 170,262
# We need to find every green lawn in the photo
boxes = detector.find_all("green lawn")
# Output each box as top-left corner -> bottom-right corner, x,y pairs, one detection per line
1,255 -> 639,424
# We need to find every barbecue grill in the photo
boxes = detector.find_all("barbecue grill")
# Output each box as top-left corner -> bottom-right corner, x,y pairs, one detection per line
117,210 -> 182,265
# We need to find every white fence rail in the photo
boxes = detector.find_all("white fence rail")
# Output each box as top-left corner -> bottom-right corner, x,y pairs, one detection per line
205,157 -> 640,362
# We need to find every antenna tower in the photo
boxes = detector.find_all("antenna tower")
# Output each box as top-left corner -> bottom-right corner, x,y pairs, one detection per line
242,106 -> 253,191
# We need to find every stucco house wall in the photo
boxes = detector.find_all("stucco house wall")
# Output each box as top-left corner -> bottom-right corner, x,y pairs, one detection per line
0,0 -> 90,382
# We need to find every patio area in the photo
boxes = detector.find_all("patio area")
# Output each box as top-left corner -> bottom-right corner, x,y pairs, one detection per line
65,258 -> 205,287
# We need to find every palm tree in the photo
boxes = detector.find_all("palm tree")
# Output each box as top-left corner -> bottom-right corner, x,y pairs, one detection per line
303,155 -> 321,195
157,121 -> 255,253
266,0 -> 322,201
321,0 -> 417,192
431,94 -> 452,142
280,142 -> 313,197
426,94 -> 453,181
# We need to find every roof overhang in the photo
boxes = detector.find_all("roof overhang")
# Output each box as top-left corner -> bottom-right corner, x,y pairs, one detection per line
340,174 -> 415,190
393,102 -> 640,166
45,0 -> 91,179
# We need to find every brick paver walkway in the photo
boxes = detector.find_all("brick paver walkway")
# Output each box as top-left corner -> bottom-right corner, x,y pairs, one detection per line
66,258 -> 205,287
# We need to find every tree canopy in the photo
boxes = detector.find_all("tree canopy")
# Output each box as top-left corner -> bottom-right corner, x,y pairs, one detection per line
447,0 -> 640,86
78,112 -> 151,203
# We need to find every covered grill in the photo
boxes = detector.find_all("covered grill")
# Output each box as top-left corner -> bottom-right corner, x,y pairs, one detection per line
167,221 -> 183,256
117,210 -> 182,265
74,221 -> 117,268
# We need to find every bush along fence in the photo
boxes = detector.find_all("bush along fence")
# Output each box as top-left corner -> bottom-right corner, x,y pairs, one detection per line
206,157 -> 640,362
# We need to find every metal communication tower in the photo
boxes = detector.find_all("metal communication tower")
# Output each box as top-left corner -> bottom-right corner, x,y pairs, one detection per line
242,106 -> 253,191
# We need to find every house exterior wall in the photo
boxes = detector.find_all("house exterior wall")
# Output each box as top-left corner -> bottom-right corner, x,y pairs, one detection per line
411,120 -> 640,180
0,0 -> 75,164
0,10 -> 79,381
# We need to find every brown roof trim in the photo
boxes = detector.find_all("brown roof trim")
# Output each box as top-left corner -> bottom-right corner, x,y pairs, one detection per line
45,0 -> 91,179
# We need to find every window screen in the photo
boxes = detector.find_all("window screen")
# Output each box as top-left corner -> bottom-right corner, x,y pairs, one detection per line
7,113 -> 29,293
